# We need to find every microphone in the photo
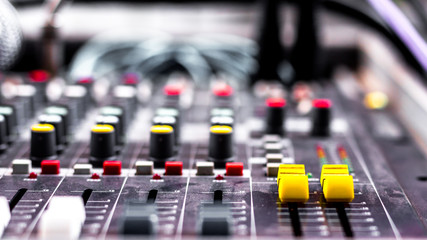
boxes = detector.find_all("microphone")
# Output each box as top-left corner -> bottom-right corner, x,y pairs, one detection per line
0,0 -> 23,70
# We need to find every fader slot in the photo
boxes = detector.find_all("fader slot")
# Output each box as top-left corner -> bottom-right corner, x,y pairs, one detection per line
81,189 -> 93,205
213,190 -> 223,205
8,188 -> 27,211
147,189 -> 158,204
288,202 -> 302,237
336,203 -> 353,237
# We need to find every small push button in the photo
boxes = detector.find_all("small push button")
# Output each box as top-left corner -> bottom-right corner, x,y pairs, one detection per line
73,164 -> 92,175
165,161 -> 183,175
12,159 -> 32,175
225,162 -> 243,176
135,161 -> 154,175
41,160 -> 60,175
103,161 -> 122,175
196,162 -> 214,176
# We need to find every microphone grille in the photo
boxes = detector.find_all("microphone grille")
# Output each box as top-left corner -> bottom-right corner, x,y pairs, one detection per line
0,0 -> 22,70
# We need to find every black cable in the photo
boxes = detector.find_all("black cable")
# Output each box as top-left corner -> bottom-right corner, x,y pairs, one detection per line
321,0 -> 426,77
69,32 -> 256,87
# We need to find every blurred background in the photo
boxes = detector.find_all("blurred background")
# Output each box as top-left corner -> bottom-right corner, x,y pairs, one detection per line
5,0 -> 427,83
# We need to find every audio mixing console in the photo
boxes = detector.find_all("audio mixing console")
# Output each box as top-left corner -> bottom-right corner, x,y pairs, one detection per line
2,0 -> 427,239
0,74 -> 425,239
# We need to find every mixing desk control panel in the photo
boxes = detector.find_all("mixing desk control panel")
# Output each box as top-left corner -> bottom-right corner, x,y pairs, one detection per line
0,72 -> 425,240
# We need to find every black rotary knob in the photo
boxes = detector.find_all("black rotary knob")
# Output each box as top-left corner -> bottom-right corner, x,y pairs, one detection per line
45,105 -> 72,143
210,116 -> 234,127
265,98 -> 286,135
30,123 -> 57,164
0,115 -> 8,153
149,125 -> 175,164
113,85 -> 138,116
97,115 -> 122,146
0,105 -> 17,143
156,108 -> 180,132
39,114 -> 65,153
311,99 -> 332,136
208,125 -> 233,166
64,85 -> 89,119
100,106 -> 127,138
89,124 -> 116,167
152,116 -> 179,146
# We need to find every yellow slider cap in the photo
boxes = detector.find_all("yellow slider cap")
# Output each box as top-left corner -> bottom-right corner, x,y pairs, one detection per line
32,124 -> 54,132
92,124 -> 114,133
151,125 -> 173,133
277,164 -> 309,203
210,125 -> 232,134
320,164 -> 350,187
278,164 -> 305,178
320,164 -> 354,202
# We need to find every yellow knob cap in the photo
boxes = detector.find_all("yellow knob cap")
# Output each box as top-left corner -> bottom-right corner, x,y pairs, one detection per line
151,125 -> 173,133
210,125 -> 232,134
31,123 -> 54,132
91,124 -> 114,133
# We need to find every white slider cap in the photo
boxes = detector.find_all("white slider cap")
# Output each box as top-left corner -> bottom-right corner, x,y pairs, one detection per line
39,196 -> 85,240
0,197 -> 10,237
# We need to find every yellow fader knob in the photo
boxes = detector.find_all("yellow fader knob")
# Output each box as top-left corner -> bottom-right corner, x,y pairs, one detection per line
320,164 -> 354,202
277,164 -> 309,203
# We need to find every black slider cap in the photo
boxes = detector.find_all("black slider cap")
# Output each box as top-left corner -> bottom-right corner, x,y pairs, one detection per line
199,205 -> 232,236
120,202 -> 158,236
